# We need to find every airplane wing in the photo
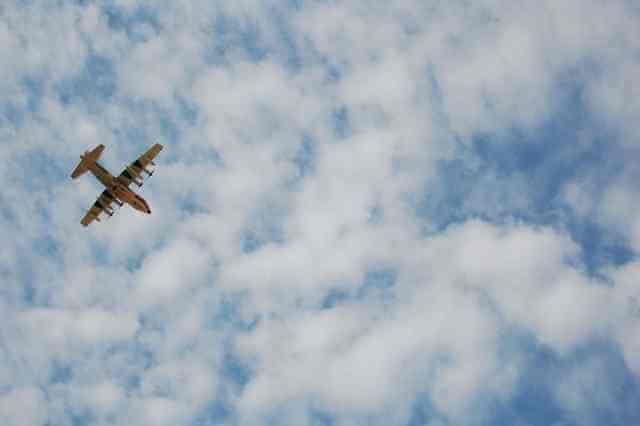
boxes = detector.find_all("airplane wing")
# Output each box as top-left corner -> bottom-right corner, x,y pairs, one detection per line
81,190 -> 117,227
118,143 -> 163,187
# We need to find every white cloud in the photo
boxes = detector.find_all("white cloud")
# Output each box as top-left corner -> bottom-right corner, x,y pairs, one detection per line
132,396 -> 188,426
2,0 -> 639,425
608,261 -> 640,375
234,220 -> 612,422
140,359 -> 217,405
19,307 -> 138,345
76,381 -> 126,419
135,238 -> 212,306
0,387 -> 47,426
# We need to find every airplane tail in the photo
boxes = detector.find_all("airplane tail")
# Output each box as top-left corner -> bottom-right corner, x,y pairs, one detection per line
71,144 -> 105,179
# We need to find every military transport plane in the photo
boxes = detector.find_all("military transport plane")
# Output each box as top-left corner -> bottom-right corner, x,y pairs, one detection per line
71,143 -> 163,226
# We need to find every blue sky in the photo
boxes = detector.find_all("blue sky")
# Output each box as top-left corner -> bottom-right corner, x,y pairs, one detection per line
1,1 -> 640,425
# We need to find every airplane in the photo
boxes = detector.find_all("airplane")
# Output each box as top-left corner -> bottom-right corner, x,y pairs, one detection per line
71,143 -> 163,226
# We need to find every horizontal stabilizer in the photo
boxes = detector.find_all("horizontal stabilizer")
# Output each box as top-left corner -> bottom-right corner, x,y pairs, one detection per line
71,144 -> 104,179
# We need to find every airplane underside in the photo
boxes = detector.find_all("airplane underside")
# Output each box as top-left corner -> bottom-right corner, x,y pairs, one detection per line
71,143 -> 162,226
85,163 -> 151,214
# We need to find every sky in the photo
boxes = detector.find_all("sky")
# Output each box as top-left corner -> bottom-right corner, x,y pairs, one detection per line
1,1 -> 640,425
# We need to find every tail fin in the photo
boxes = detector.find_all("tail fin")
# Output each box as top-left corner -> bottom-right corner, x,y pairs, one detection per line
71,144 -> 105,179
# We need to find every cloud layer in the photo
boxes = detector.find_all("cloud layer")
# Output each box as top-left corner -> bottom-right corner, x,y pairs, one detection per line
1,1 -> 639,425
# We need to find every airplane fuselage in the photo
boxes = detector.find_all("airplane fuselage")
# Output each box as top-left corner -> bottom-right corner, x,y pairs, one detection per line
86,158 -> 151,214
